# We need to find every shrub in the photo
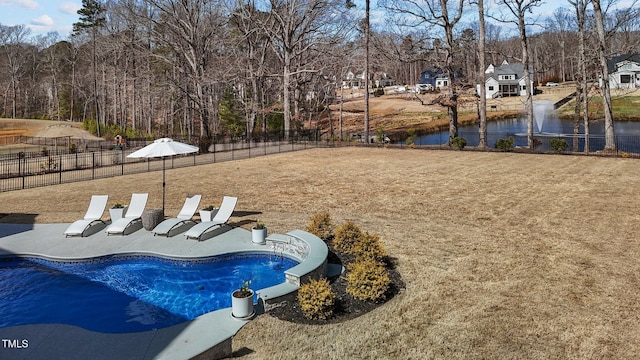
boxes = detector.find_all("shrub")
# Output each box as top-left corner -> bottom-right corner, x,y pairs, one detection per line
353,232 -> 388,262
406,128 -> 417,146
333,221 -> 364,254
376,126 -> 386,144
495,136 -> 515,151
346,259 -> 390,301
305,211 -> 334,240
451,136 -> 467,150
549,138 -> 569,153
373,88 -> 384,97
297,278 -> 335,320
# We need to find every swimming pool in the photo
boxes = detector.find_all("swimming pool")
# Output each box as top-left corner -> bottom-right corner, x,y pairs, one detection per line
0,253 -> 298,333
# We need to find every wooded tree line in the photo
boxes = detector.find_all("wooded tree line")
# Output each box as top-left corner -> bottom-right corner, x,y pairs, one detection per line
0,0 -> 638,148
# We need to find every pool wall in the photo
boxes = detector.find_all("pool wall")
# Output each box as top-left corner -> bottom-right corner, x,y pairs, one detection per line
256,230 -> 328,312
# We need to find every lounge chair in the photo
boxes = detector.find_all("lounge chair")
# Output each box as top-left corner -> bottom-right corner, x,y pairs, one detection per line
105,193 -> 148,235
184,196 -> 237,241
151,194 -> 202,236
63,195 -> 109,237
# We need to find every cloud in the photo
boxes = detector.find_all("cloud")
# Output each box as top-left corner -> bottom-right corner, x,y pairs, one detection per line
0,0 -> 39,10
59,2 -> 80,15
31,14 -> 52,26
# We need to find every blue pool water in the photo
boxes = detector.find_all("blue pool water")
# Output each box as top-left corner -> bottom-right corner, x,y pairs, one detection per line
0,253 -> 298,333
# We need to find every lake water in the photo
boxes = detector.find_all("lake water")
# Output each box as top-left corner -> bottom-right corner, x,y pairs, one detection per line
412,108 -> 640,153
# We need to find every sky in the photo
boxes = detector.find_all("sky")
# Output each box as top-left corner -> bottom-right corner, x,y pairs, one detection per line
0,0 -> 632,40
0,0 -> 81,38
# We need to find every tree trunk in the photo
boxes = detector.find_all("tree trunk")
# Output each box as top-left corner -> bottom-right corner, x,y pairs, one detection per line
283,51 -> 292,139
518,13 -> 534,149
477,0 -> 487,149
592,0 -> 616,151
364,0 -> 370,143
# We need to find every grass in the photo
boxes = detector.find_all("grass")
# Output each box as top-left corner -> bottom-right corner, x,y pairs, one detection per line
558,90 -> 640,120
2,147 -> 640,359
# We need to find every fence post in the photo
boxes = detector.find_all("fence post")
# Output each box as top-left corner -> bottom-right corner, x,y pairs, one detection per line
21,156 -> 25,189
59,155 -> 62,184
92,152 -> 95,180
121,149 -> 125,175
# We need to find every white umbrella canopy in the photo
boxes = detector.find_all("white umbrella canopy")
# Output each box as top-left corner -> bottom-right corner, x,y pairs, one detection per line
127,137 -> 199,158
127,138 -> 199,211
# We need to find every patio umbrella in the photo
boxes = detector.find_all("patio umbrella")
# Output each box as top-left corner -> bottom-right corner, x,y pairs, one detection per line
127,138 -> 199,211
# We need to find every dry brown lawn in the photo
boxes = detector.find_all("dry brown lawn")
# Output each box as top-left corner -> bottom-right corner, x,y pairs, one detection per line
2,146 -> 639,359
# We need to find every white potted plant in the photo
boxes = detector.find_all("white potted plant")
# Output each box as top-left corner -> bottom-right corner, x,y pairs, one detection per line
231,280 -> 254,319
109,201 -> 128,221
199,205 -> 218,222
252,220 -> 267,245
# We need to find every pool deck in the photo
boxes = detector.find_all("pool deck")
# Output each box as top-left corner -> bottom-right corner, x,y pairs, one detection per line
0,222 -> 276,360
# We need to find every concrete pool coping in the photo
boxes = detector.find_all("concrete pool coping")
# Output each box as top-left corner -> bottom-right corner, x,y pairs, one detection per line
0,223 -> 326,360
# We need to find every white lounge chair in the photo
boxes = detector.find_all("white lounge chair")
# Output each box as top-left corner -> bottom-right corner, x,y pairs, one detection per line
151,194 -> 202,236
184,196 -> 237,241
105,193 -> 148,235
63,195 -> 109,237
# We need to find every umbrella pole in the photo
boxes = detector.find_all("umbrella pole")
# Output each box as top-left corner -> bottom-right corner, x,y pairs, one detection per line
162,157 -> 166,211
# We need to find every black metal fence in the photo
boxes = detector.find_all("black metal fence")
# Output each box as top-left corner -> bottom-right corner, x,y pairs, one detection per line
0,140 -> 320,192
398,130 -> 640,156
2,130 -> 639,192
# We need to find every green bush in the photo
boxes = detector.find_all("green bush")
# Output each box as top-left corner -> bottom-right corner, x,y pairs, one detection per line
549,138 -> 569,153
333,221 -> 364,254
406,128 -> 417,146
346,259 -> 390,301
297,278 -> 335,320
451,136 -> 467,150
353,232 -> 387,262
305,211 -> 334,240
373,88 -> 384,97
495,136 -> 515,151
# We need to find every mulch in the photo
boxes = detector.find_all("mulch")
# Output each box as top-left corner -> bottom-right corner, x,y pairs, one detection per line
267,243 -> 405,325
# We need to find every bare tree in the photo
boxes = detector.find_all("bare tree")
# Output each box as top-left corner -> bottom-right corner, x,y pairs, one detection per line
592,0 -> 616,151
568,0 -> 591,153
35,32 -> 63,121
0,24 -> 32,119
547,8 -> 573,82
492,0 -> 543,149
472,0 -> 488,148
381,0 -> 466,145
259,0 -> 346,139
142,0 -> 226,140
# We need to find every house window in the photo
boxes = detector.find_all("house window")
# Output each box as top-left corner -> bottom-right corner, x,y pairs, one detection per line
621,74 -> 631,83
488,86 -> 494,91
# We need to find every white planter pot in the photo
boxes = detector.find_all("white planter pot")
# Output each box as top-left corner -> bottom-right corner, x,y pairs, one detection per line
231,289 -> 254,319
109,206 -> 128,221
252,227 -> 267,245
199,208 -> 218,222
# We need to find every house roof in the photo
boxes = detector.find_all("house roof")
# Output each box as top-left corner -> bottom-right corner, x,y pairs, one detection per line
488,62 -> 525,77
607,54 -> 640,73
420,67 -> 445,77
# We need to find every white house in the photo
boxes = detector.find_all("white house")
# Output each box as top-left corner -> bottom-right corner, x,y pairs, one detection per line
480,60 -> 534,99
603,54 -> 640,89
342,70 -> 366,89
342,70 -> 396,89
